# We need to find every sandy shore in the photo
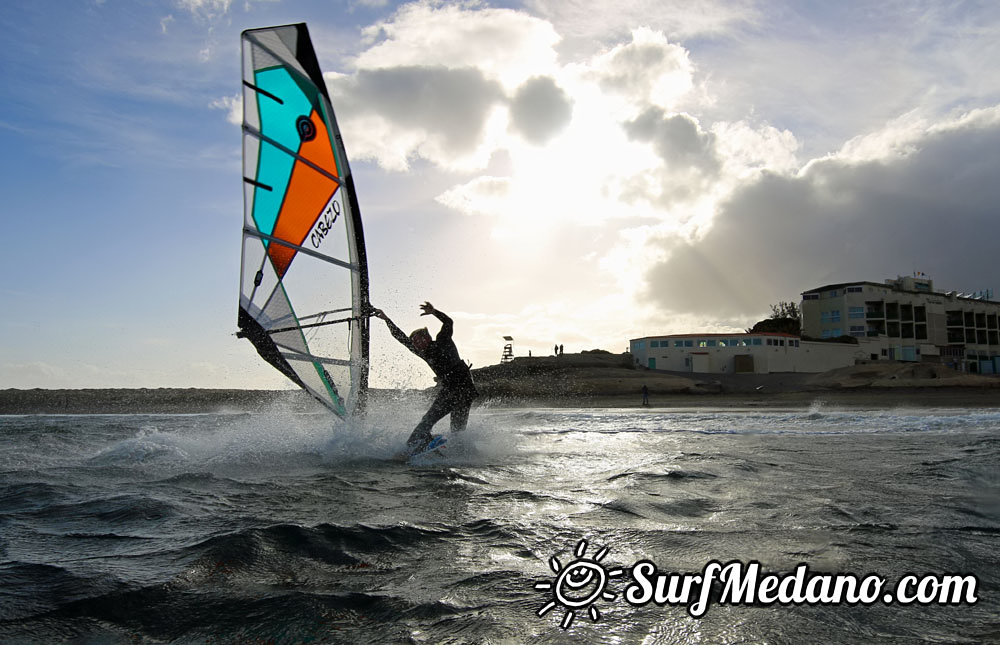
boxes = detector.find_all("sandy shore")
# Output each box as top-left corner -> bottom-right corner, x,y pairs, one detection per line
485,388 -> 1000,410
2,384 -> 999,414
3,354 -> 998,414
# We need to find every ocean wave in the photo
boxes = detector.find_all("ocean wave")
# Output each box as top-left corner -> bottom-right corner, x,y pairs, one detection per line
170,521 -> 454,585
0,561 -> 126,621
0,482 -> 82,513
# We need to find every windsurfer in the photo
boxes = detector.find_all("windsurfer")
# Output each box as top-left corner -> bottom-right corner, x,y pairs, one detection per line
372,302 -> 478,453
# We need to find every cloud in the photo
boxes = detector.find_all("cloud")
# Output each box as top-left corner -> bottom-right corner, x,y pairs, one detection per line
641,107 -> 1000,318
209,93 -> 241,125
355,0 -> 561,87
526,0 -> 760,47
175,0 -> 232,21
328,1 -> 569,171
614,108 -> 725,212
329,66 -> 506,171
508,76 -> 573,144
625,108 -> 719,174
588,27 -> 695,111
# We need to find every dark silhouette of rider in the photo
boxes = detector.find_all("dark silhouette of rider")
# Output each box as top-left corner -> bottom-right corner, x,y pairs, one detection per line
373,302 -> 478,453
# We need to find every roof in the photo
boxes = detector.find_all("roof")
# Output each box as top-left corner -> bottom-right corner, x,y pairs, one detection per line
802,280 -> 1000,305
630,332 -> 799,342
801,281 -> 885,294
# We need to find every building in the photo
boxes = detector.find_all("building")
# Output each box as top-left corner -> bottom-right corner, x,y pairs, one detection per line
629,332 -> 866,375
800,275 -> 1000,373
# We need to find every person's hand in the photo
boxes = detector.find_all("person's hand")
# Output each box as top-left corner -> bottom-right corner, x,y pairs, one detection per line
419,302 -> 435,316
371,308 -> 387,320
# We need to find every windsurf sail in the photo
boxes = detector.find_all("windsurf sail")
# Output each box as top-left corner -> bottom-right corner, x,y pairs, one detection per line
238,23 -> 370,417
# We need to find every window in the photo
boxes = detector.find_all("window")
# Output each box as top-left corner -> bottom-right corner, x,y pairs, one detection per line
821,310 -> 841,323
846,286 -> 863,293
803,293 -> 820,300
850,325 -> 866,337
650,340 -> 659,348
684,340 -> 693,347
849,307 -> 865,319
674,340 -> 684,347
829,290 -> 839,297
752,338 -> 762,346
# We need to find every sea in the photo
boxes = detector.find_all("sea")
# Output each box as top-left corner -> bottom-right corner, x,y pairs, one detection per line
1,399 -> 997,644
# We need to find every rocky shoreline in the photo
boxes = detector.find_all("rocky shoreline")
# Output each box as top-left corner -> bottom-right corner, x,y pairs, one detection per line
3,353 -> 999,414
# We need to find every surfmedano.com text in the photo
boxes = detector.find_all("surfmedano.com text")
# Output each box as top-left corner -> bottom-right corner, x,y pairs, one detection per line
624,560 -> 979,618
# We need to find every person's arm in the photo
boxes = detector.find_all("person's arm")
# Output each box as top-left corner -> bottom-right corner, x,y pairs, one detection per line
372,308 -> 418,354
421,302 -> 453,341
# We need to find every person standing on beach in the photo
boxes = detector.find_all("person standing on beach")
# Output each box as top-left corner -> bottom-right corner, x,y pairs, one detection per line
372,302 -> 478,454
642,384 -> 649,406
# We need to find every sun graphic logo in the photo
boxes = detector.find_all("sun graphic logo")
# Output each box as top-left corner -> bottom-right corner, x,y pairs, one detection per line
534,539 -> 624,629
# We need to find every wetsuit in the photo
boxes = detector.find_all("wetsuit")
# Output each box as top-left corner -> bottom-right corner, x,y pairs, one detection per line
384,310 -> 478,450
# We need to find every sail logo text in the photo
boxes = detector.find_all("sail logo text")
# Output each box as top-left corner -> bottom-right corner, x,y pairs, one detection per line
311,199 -> 341,249
624,560 -> 979,618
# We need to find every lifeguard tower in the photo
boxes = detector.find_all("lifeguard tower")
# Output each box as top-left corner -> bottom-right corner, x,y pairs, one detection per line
501,336 -> 514,363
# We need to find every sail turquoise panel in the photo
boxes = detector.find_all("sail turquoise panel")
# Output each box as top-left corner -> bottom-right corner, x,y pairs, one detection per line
253,67 -> 311,241
253,66 -> 341,277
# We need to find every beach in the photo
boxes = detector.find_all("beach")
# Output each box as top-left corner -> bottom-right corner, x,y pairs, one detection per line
4,356 -> 998,415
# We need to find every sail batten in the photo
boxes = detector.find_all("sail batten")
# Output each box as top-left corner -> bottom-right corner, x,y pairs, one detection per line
243,123 -> 344,189
238,23 -> 370,417
243,226 -> 359,272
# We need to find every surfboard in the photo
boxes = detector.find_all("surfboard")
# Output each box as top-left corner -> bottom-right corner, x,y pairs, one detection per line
393,435 -> 447,463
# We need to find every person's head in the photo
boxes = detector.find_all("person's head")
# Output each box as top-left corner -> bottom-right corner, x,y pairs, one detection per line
410,328 -> 432,352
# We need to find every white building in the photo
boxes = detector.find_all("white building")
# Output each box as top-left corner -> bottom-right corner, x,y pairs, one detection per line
629,332 -> 867,375
800,275 -> 1000,373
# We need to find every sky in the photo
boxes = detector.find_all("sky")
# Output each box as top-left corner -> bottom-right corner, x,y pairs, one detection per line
2,0 -> 1000,390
